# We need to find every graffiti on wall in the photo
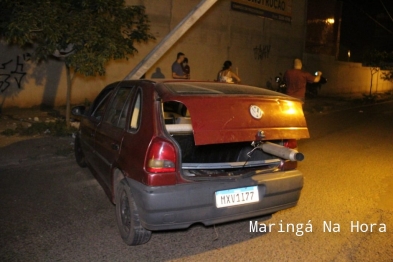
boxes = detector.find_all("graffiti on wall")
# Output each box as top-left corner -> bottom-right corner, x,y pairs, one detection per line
253,44 -> 271,60
0,53 -> 31,93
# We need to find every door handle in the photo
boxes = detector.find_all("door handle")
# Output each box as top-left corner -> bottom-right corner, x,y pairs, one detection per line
111,143 -> 120,151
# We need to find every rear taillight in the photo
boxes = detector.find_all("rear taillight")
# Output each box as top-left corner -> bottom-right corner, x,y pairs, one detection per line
284,139 -> 297,149
145,137 -> 177,186
145,137 -> 176,173
281,139 -> 298,171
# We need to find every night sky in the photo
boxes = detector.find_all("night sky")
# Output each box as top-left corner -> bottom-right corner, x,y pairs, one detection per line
308,0 -> 393,62
341,0 -> 393,60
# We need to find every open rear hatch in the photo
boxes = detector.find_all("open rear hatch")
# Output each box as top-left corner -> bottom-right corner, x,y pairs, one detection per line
159,82 -> 309,179
171,96 -> 308,145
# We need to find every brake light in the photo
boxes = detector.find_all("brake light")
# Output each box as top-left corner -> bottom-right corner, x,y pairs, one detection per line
281,139 -> 298,171
145,137 -> 176,173
284,139 -> 297,149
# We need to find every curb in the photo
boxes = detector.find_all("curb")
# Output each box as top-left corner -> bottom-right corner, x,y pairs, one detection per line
304,98 -> 393,115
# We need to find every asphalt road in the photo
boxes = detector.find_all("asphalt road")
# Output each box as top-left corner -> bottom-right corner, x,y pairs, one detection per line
0,101 -> 392,262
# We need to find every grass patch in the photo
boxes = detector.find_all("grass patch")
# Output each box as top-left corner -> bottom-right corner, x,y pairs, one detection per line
1,128 -> 18,136
1,121 -> 77,137
21,121 -> 77,136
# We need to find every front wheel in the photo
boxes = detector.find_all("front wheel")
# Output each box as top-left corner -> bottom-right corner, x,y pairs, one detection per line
115,179 -> 152,246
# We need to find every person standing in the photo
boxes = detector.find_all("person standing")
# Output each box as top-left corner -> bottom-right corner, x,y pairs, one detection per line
172,52 -> 188,79
284,58 -> 322,101
217,60 -> 241,83
182,57 -> 190,79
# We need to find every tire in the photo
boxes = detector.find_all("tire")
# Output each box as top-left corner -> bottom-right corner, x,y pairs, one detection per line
74,137 -> 87,168
115,179 -> 152,246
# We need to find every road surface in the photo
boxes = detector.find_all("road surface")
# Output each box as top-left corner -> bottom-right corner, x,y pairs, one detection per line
1,101 -> 392,261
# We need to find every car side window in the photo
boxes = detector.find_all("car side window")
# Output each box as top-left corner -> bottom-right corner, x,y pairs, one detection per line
104,87 -> 133,128
91,90 -> 113,121
130,91 -> 142,130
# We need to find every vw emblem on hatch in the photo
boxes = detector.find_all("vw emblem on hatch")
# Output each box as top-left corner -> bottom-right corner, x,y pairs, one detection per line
249,105 -> 263,119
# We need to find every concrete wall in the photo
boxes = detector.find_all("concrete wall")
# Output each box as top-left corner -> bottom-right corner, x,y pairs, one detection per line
303,53 -> 393,96
0,0 -> 308,108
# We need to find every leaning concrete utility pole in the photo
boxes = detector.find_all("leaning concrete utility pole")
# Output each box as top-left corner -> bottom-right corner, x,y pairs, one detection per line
124,0 -> 218,80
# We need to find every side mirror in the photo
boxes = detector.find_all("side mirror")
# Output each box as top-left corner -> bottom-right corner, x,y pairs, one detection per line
71,106 -> 86,116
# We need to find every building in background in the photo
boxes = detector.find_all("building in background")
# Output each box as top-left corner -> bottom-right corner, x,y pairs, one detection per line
303,0 -> 393,97
0,0 -> 308,108
1,0 -> 392,108
306,0 -> 393,62
305,0 -> 338,56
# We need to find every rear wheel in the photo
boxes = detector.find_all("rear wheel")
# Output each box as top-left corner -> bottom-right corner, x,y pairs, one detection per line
74,137 -> 87,168
115,179 -> 152,245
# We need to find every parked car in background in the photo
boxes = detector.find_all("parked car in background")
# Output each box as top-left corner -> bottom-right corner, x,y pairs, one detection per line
72,80 -> 309,245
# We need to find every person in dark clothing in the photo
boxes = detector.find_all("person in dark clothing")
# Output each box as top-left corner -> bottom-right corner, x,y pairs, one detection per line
172,52 -> 188,79
182,57 -> 190,79
284,58 -> 322,101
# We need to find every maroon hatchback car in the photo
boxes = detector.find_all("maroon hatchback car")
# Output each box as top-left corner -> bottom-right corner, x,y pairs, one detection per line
72,80 -> 309,245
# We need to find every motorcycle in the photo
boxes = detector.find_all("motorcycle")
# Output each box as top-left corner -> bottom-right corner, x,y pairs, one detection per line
274,74 -> 327,98
305,75 -> 327,98
274,74 -> 287,94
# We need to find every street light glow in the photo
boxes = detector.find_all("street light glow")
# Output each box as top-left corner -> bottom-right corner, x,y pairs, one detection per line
326,18 -> 335,24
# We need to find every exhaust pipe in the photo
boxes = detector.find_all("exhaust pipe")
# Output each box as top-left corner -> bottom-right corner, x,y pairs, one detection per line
257,142 -> 304,161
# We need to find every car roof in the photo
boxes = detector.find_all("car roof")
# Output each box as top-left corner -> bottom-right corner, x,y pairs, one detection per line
107,79 -> 298,100
113,79 -> 294,100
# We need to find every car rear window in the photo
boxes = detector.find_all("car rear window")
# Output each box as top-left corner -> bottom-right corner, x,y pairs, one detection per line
163,82 -> 287,96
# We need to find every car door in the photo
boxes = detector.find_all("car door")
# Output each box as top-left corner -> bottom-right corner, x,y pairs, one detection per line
115,86 -> 150,184
79,86 -> 114,164
93,85 -> 135,187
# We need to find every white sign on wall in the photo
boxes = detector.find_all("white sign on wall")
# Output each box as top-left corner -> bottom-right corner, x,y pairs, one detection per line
231,0 -> 292,23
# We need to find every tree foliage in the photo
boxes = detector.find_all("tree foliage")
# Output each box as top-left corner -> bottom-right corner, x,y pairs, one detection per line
363,50 -> 393,82
0,0 -> 155,76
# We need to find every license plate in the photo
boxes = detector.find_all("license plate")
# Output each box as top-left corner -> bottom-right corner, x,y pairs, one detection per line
215,186 -> 259,208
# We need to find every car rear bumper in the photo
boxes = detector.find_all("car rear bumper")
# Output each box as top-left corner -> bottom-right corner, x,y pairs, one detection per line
126,170 -> 303,231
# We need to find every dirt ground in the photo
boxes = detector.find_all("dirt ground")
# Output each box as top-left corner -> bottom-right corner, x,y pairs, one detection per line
0,106 -> 70,147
